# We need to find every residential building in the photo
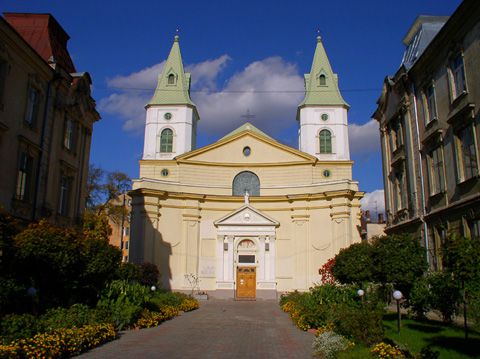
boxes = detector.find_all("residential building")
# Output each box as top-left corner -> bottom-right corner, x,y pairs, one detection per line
107,193 -> 131,262
373,0 -> 480,268
130,35 -> 363,299
0,13 -> 100,225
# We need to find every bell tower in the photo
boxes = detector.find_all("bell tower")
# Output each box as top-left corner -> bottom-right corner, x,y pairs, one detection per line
142,35 -> 199,160
297,36 -> 350,160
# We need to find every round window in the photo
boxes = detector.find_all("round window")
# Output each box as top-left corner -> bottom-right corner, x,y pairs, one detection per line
321,113 -> 329,121
161,168 -> 169,177
243,146 -> 251,157
323,169 -> 331,178
164,112 -> 172,120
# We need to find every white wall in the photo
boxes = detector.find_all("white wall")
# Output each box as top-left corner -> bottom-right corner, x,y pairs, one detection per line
299,106 -> 350,160
143,105 -> 197,160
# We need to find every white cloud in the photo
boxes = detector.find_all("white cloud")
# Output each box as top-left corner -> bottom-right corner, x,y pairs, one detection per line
99,55 -> 304,137
348,119 -> 380,155
360,189 -> 385,215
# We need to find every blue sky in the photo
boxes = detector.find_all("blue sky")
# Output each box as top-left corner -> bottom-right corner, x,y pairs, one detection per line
4,0 -> 462,212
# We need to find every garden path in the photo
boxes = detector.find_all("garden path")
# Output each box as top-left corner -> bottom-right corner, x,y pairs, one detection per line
78,299 -> 314,358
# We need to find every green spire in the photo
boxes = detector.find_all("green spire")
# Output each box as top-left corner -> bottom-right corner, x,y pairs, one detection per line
147,35 -> 196,107
299,36 -> 349,108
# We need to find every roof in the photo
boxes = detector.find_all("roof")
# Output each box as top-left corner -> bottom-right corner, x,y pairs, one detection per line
147,35 -> 196,108
219,122 -> 273,141
298,36 -> 349,109
401,16 -> 449,69
3,13 -> 76,73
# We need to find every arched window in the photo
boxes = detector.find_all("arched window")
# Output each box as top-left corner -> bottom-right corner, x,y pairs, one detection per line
232,171 -> 260,196
319,129 -> 332,154
167,74 -> 175,85
319,74 -> 326,86
159,128 -> 173,153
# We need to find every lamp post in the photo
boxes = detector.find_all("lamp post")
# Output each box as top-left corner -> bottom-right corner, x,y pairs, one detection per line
393,290 -> 403,334
357,289 -> 365,303
150,285 -> 156,292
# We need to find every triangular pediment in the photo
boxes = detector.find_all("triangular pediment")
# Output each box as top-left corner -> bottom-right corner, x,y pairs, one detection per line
176,123 -> 317,165
215,205 -> 279,227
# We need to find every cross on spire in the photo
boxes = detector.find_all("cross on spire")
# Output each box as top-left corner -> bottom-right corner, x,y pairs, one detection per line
241,109 -> 256,121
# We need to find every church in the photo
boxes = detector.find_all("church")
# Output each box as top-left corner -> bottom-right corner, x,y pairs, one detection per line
129,35 -> 363,299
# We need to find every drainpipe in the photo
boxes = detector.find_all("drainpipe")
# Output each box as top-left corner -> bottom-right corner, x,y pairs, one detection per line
411,83 -> 429,266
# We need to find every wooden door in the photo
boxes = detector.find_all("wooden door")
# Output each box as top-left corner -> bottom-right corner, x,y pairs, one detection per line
236,267 -> 256,299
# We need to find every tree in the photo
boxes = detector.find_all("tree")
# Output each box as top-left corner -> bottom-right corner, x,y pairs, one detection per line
332,242 -> 374,284
372,234 -> 428,296
86,165 -> 131,215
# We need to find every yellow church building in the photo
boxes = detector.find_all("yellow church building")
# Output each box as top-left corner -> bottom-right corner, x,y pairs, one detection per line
129,35 -> 363,299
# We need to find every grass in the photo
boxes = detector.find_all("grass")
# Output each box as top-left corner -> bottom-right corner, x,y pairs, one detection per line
336,312 -> 480,358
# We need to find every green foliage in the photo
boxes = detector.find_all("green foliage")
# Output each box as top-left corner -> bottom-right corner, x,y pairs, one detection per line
138,262 -> 160,286
331,301 -> 385,346
309,284 -> 358,306
332,242 -> 374,284
118,262 -> 142,283
0,313 -> 38,344
427,271 -> 461,323
409,276 -> 431,319
442,235 -> 480,293
40,304 -> 99,332
146,291 -> 189,312
372,234 -> 428,296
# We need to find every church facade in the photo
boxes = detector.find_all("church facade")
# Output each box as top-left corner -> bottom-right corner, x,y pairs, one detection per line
129,35 -> 363,299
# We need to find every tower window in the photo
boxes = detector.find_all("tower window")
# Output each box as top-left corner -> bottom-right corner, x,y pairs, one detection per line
232,171 -> 260,196
319,74 -> 326,86
319,129 -> 332,154
159,128 -> 173,153
167,74 -> 175,85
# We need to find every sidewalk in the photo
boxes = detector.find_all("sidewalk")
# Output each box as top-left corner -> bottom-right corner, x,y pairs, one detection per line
78,299 -> 314,359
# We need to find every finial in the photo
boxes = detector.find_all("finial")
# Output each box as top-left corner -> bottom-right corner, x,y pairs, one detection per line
316,28 -> 321,42
174,27 -> 180,41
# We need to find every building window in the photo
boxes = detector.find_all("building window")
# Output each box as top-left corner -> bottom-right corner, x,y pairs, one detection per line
468,218 -> 480,239
159,128 -> 173,153
58,175 -> 71,216
63,118 -> 76,151
232,171 -> 260,196
455,125 -> 478,182
450,53 -> 466,99
319,129 -> 332,154
388,117 -> 404,152
319,74 -> 326,86
167,74 -> 175,85
25,87 -> 39,126
16,152 -> 33,201
427,146 -> 445,195
393,168 -> 407,212
424,83 -> 437,123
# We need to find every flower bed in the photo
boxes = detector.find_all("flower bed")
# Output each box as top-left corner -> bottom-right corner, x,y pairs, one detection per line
0,323 -> 117,358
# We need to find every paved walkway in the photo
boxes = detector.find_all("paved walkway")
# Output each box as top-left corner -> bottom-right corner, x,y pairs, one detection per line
79,299 -> 314,358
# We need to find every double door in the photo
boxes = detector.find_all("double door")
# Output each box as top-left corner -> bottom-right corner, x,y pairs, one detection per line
236,267 -> 256,299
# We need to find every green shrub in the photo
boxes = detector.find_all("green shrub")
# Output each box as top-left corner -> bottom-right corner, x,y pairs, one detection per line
0,313 -> 39,344
427,271 -> 461,323
312,331 -> 350,359
95,301 -> 142,331
118,262 -> 142,283
146,291 -> 189,312
409,276 -> 431,319
138,262 -> 160,286
332,301 -> 384,346
39,304 -> 98,332
372,234 -> 428,297
332,242 -> 374,284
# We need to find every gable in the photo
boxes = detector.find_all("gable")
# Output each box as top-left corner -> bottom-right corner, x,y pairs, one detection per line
177,131 -> 316,165
215,205 -> 279,227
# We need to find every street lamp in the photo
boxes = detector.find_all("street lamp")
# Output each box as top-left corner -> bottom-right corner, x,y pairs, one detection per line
393,290 -> 403,334
357,289 -> 365,303
150,285 -> 156,292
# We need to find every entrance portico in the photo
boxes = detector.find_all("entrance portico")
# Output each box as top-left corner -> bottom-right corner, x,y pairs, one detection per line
214,205 -> 279,299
